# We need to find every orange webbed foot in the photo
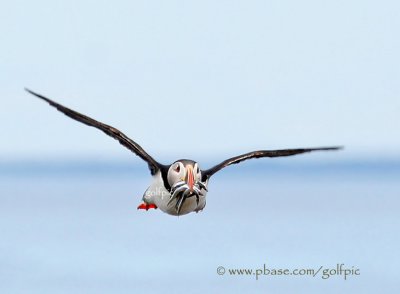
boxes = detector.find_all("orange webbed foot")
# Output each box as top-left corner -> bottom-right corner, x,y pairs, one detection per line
137,203 -> 158,211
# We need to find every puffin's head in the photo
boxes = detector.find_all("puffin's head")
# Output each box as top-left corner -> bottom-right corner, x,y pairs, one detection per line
167,160 -> 200,191
166,159 -> 207,213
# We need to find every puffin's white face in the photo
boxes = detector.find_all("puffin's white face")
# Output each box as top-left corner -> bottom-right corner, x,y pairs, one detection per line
166,160 -> 206,214
167,161 -> 201,189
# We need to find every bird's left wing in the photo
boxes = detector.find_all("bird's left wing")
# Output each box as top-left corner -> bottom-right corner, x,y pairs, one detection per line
202,147 -> 342,180
26,88 -> 163,175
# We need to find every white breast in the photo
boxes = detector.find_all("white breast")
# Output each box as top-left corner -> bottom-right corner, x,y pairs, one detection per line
143,171 -> 207,216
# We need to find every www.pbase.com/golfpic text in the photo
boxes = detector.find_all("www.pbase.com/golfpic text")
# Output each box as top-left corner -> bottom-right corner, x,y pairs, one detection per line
217,263 -> 360,281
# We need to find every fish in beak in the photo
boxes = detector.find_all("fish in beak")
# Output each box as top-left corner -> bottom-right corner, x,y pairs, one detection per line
168,163 -> 206,215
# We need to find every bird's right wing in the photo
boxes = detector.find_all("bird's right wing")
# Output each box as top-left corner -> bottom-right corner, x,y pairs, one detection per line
26,88 -> 163,175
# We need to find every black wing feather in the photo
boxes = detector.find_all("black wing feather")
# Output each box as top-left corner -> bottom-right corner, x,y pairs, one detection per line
26,88 -> 162,175
202,147 -> 342,179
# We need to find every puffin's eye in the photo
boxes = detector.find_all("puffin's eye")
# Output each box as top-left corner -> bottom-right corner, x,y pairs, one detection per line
197,166 -> 200,173
175,165 -> 180,173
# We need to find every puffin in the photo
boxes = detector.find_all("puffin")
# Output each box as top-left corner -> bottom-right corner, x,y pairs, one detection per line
26,89 -> 342,216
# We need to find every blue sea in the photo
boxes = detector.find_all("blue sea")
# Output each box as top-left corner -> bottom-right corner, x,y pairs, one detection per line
1,158 -> 399,293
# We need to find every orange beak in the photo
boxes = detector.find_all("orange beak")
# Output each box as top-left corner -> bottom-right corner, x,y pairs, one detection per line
185,165 -> 195,191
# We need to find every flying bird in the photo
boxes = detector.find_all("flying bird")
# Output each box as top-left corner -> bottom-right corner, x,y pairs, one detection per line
26,89 -> 342,216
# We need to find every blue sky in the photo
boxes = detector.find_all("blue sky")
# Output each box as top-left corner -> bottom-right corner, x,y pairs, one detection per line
1,0 -> 399,161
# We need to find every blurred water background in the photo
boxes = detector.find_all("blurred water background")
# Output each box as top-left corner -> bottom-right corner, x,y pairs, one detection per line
1,157 -> 399,293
